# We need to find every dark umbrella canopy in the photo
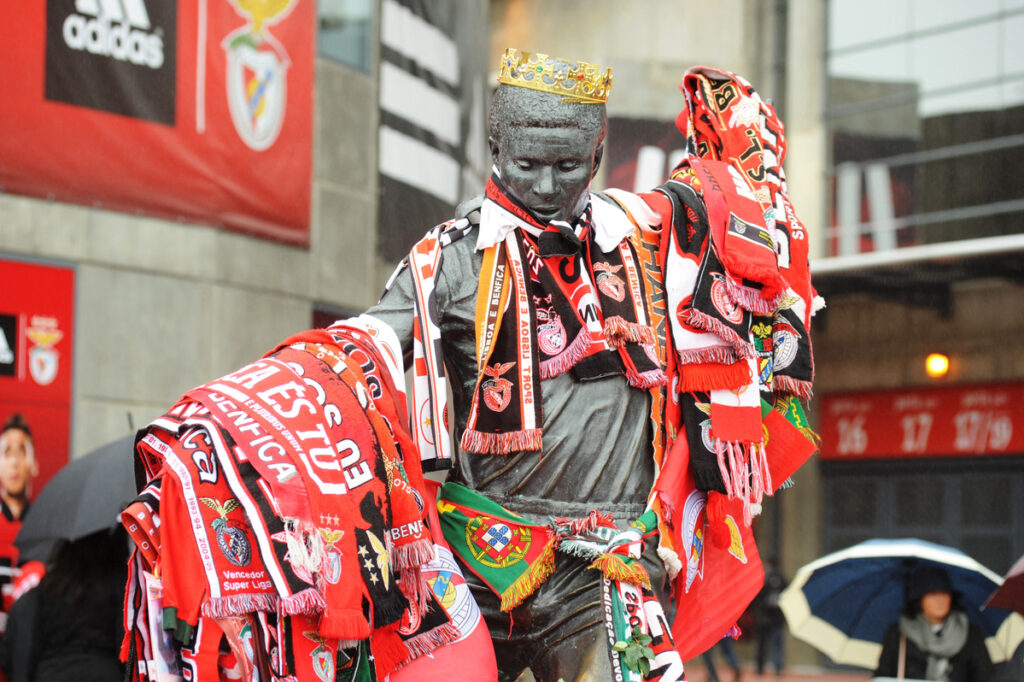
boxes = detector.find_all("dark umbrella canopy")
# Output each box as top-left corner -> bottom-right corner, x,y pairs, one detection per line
779,538 -> 1024,668
14,435 -> 136,562
986,552 -> 1024,615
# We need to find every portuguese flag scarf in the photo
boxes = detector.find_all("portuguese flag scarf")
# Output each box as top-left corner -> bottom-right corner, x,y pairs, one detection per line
460,174 -> 664,455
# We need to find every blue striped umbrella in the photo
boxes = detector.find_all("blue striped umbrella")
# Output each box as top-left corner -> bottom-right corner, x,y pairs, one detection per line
779,538 -> 1024,668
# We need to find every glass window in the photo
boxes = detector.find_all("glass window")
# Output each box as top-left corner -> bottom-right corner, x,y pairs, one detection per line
318,0 -> 373,72
829,42 -> 911,85
910,24 -> 1000,97
908,0 -> 1000,32
1002,14 -> 1024,74
828,476 -> 878,525
829,0 -> 911,51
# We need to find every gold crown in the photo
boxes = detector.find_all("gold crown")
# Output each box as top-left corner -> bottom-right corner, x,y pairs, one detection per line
496,48 -> 612,104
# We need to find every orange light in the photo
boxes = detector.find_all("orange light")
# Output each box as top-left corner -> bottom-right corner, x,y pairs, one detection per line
925,353 -> 949,378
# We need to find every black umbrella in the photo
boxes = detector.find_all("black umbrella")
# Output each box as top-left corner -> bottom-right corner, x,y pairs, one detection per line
14,435 -> 136,562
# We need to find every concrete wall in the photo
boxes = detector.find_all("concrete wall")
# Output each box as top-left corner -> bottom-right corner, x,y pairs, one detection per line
0,51 -> 382,459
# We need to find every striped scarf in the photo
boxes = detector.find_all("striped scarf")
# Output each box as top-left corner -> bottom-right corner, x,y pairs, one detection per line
459,174 -> 665,455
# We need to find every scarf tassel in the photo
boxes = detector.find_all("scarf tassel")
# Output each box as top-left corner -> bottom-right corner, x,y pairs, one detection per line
603,316 -> 657,348
278,587 -> 328,617
397,565 -> 430,614
391,538 -> 435,572
684,309 -> 754,358
460,428 -> 543,455
371,625 -> 413,678
320,608 -> 371,641
539,328 -> 592,379
713,440 -> 772,527
627,367 -> 667,389
551,509 -> 616,536
677,346 -> 739,366
588,553 -> 652,590
724,276 -> 784,315
499,537 -> 557,612
393,622 -> 462,669
677,360 -> 750,393
774,375 -> 814,401
201,593 -> 278,619
372,590 -> 410,628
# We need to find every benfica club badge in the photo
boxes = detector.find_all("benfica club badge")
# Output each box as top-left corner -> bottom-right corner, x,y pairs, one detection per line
593,262 -> 626,302
482,361 -> 515,412
303,631 -> 335,682
200,497 -> 252,567
681,490 -> 707,593
318,528 -> 344,584
223,0 -> 299,151
709,273 -> 744,324
535,299 -> 567,356
772,321 -> 799,371
26,320 -> 63,386
466,515 -> 531,569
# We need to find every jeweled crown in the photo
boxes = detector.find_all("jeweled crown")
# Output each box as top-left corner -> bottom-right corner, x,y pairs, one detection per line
496,48 -> 613,104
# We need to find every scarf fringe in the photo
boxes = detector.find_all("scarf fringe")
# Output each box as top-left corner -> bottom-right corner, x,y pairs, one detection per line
677,361 -> 750,393
319,608 -> 371,641
499,537 -> 557,612
397,566 -> 430,614
677,346 -> 738,366
551,510 -> 615,536
627,367 -> 667,389
774,375 -> 813,401
713,440 -> 771,527
201,593 -> 278,619
657,545 -> 683,581
684,309 -> 754,359
725,276 -> 783,314
391,538 -> 435,572
373,591 -> 410,628
588,553 -> 652,590
278,587 -> 328,616
603,316 -> 657,348
460,427 -> 543,455
539,329 -> 591,380
393,622 -> 462,669
372,625 -> 412,677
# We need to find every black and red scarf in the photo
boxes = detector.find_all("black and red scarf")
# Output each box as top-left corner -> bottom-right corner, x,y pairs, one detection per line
460,174 -> 665,455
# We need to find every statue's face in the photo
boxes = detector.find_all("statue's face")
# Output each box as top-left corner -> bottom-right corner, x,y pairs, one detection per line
492,125 -> 602,224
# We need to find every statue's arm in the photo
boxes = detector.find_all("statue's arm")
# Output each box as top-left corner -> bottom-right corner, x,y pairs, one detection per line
366,262 -> 417,365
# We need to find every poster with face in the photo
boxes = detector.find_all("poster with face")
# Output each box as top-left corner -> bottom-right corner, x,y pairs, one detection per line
0,259 -> 75,526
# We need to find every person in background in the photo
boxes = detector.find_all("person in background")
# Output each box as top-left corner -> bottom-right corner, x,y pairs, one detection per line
755,557 -> 788,676
0,528 -> 128,682
701,636 -> 742,682
0,415 -> 37,522
873,564 -> 994,681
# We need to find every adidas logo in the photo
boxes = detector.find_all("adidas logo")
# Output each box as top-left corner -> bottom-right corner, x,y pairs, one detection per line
61,0 -> 164,69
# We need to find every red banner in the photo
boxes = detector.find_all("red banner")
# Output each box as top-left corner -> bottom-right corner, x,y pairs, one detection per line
0,0 -> 313,245
820,382 -> 1024,460
0,259 -> 75,505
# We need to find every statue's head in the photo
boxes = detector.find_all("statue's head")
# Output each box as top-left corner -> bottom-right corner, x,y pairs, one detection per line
489,50 -> 612,224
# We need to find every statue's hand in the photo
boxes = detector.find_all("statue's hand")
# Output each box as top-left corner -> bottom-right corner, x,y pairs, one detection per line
455,194 -> 484,221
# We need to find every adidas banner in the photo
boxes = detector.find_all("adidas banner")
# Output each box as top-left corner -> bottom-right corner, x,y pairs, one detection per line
0,0 -> 313,244
376,0 -> 489,261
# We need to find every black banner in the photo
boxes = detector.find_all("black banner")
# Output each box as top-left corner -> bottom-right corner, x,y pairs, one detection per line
45,0 -> 177,124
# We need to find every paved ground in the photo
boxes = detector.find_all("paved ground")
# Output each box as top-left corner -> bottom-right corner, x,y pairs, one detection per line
685,664 -> 871,682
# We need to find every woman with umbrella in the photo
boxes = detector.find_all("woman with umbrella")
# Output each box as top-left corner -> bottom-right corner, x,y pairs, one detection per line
874,564 -> 994,681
